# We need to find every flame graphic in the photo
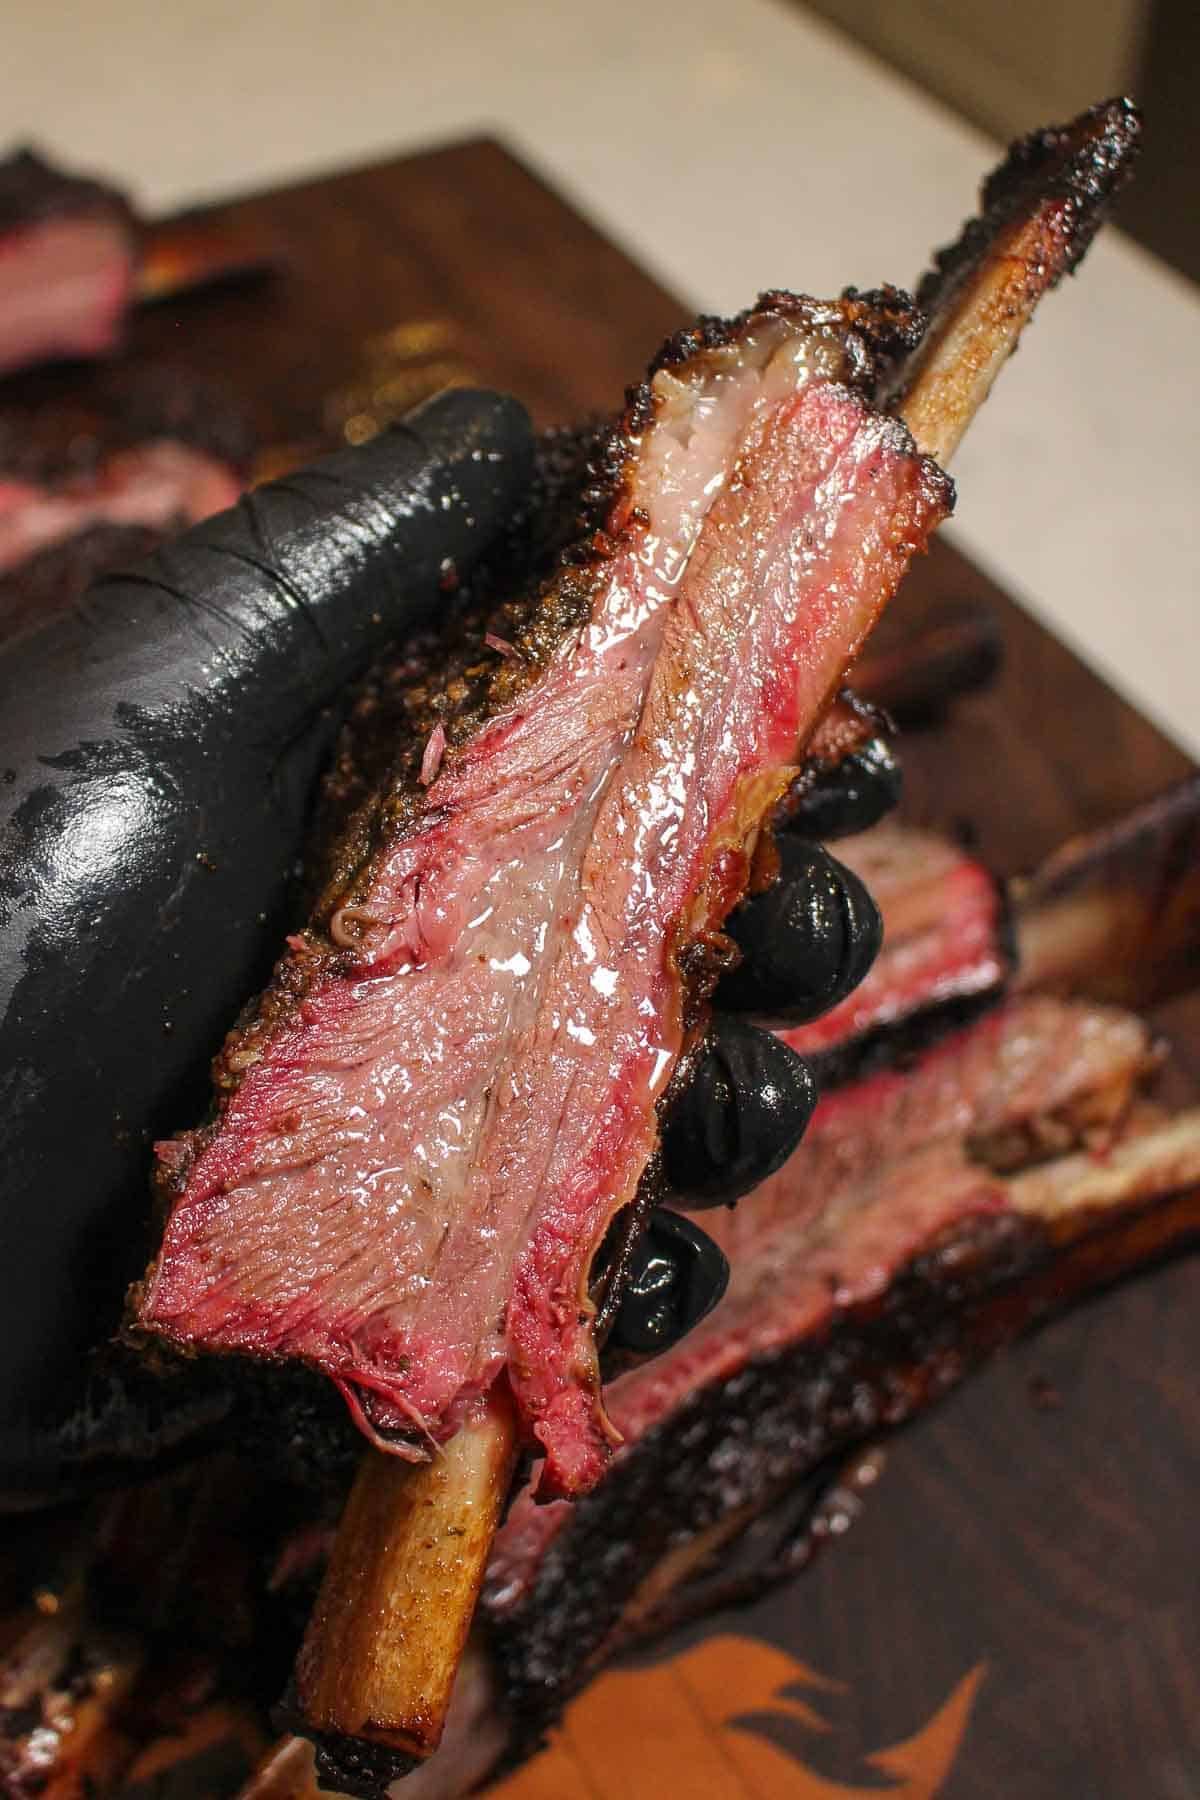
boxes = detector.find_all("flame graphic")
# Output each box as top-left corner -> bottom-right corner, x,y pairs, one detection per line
489,1635 -> 986,1799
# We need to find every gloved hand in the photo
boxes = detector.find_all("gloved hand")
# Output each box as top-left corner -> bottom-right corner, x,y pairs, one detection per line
0,389 -> 895,1501
0,389 -> 534,1497
607,782 -> 894,1360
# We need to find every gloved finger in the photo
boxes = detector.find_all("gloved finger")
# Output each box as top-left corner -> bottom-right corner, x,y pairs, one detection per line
0,390 -> 535,1501
662,1018 -> 817,1208
604,1208 -> 730,1362
715,837 -> 883,1028
782,733 -> 902,840
634,741 -> 899,1235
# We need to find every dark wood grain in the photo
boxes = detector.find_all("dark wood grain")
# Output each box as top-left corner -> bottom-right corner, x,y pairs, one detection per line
25,137 -> 1200,1799
129,138 -> 686,448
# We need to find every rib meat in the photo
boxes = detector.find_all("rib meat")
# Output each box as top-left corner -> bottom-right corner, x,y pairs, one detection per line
0,440 -> 241,578
143,97 -> 1146,1785
780,818 -> 1011,1074
145,91 -> 1151,1778
0,366 -> 250,638
466,1001 -> 1197,1784
136,293 -> 952,1500
19,805 -> 1185,1800
781,777 -> 1200,1086
0,147 -> 277,381
484,993 -> 1158,1600
0,149 -> 136,378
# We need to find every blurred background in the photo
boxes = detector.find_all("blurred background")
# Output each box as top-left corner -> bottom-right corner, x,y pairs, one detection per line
804,0 -> 1196,281
2,0 -> 1195,286
0,0 -> 1195,750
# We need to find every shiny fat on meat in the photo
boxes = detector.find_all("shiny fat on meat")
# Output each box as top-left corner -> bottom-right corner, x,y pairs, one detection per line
137,295 -> 952,1500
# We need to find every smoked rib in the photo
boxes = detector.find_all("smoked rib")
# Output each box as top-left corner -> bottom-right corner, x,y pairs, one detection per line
138,296 -> 950,1501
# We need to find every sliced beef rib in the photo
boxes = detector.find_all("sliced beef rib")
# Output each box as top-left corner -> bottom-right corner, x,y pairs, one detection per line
137,293 -> 951,1499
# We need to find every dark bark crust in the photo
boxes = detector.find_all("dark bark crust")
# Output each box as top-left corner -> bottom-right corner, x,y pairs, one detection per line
306,1730 -> 416,1798
914,97 -> 1142,324
481,1186 -> 1200,1773
148,287 -> 935,1230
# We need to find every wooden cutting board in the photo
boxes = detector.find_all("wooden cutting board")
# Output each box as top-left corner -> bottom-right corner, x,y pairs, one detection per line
38,139 -> 1200,1798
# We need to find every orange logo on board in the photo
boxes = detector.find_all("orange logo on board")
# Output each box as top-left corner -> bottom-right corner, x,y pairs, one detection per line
490,1634 -> 986,1799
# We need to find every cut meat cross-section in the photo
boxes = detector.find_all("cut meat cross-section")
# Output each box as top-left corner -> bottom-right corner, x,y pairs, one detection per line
138,296 -> 951,1500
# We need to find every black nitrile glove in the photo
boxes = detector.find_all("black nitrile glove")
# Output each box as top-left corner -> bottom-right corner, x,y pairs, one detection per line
0,395 -> 894,1498
608,779 -> 891,1361
0,389 -> 535,1499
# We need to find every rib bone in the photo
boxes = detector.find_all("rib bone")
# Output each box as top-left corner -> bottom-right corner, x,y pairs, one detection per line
285,99 -> 1142,1783
289,1391 -> 517,1776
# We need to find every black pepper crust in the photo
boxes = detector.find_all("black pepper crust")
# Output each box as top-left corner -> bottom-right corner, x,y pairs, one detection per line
915,97 -> 1142,324
156,287 -> 936,1209
638,285 -> 925,418
307,418 -> 610,887
303,1732 -> 416,1798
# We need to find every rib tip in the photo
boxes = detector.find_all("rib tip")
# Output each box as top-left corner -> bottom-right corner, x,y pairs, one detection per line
912,94 -> 1144,327
992,93 -> 1144,211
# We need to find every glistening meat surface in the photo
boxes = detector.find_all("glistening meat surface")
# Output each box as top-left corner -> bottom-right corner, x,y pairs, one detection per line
138,298 -> 951,1498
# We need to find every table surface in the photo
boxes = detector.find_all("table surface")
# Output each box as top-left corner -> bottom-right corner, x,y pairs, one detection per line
2,0 -> 1197,765
71,136 -> 1197,1800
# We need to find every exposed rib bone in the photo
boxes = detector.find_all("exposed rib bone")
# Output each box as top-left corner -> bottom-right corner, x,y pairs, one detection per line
284,100 -> 1143,1784
134,212 -> 280,302
893,98 -> 1141,464
289,1390 -> 517,1776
